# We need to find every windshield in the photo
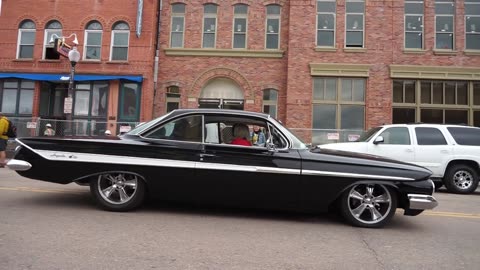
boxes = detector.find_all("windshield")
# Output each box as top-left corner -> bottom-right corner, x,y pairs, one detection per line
357,127 -> 382,142
126,112 -> 173,135
269,117 -> 308,149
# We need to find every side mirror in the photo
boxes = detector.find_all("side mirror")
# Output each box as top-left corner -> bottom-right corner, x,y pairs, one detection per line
373,136 -> 384,145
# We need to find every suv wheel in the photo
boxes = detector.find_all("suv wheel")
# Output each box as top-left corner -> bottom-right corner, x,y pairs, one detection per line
444,164 -> 479,194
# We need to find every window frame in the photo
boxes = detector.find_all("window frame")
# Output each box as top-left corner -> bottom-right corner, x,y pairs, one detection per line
83,21 -> 103,61
232,4 -> 248,49
16,20 -> 36,59
312,77 -> 366,130
316,0 -> 337,48
43,20 -> 62,60
166,85 -> 181,113
465,1 -> 480,50
262,88 -> 278,119
110,22 -> 130,61
434,0 -> 455,50
404,0 -> 424,50
202,4 -> 218,49
0,79 -> 35,116
170,3 -> 186,48
265,4 -> 281,50
345,0 -> 365,48
118,81 -> 141,122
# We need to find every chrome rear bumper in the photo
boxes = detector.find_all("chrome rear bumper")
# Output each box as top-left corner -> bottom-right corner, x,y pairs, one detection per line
408,194 -> 438,210
6,159 -> 32,171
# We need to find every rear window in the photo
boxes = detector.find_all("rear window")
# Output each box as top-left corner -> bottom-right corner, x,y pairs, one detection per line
415,127 -> 447,145
447,127 -> 480,146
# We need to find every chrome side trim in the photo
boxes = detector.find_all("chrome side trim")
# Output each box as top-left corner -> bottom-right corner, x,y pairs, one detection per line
302,169 -> 415,181
408,194 -> 438,210
196,163 -> 300,174
6,159 -> 32,171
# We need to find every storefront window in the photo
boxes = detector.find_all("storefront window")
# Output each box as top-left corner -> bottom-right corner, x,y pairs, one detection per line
0,79 -> 34,115
119,82 -> 141,121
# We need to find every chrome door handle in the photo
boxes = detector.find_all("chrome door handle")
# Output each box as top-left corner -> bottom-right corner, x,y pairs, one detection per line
199,153 -> 215,158
405,149 -> 413,152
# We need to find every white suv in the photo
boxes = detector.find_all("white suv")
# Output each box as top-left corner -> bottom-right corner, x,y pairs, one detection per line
320,124 -> 480,194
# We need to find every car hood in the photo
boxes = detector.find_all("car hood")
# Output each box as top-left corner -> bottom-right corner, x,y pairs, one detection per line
302,147 -> 433,181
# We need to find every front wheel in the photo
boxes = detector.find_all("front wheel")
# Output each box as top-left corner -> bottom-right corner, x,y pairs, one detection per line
90,172 -> 146,211
339,183 -> 397,228
444,164 -> 479,194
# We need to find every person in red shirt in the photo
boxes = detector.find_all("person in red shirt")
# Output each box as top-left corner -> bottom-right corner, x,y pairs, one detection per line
230,123 -> 252,146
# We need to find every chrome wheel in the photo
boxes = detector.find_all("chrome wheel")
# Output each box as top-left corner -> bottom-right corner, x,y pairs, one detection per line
347,184 -> 392,225
452,170 -> 473,190
97,173 -> 138,205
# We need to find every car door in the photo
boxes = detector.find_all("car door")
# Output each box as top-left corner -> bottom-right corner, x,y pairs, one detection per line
194,116 -> 302,210
413,126 -> 452,177
367,126 -> 415,163
140,114 -> 204,202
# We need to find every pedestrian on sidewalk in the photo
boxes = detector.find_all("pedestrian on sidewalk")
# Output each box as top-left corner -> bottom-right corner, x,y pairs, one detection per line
44,123 -> 56,136
0,112 -> 9,168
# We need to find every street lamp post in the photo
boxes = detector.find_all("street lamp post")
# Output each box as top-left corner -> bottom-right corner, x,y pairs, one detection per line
66,46 -> 81,135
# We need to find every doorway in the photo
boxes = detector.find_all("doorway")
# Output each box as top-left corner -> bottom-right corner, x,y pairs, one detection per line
198,78 -> 244,110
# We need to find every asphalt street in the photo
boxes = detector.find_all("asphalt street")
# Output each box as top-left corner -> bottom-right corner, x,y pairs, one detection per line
1,168 -> 479,270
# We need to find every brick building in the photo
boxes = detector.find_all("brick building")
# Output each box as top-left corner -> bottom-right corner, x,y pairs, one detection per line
155,0 -> 480,143
0,0 -> 159,135
1,0 -> 479,143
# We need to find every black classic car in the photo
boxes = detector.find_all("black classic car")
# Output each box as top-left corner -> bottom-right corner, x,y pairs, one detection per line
7,109 -> 438,228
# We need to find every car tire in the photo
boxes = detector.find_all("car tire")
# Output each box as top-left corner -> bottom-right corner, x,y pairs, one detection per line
339,183 -> 398,228
90,172 -> 146,211
444,164 -> 479,194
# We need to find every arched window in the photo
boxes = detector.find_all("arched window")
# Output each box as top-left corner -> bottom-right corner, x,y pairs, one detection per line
17,20 -> 36,59
265,5 -> 281,49
84,21 -> 103,60
44,20 -> 62,60
166,86 -> 181,113
203,4 -> 218,48
110,21 -> 130,61
170,3 -> 186,48
262,88 -> 278,118
233,4 -> 248,49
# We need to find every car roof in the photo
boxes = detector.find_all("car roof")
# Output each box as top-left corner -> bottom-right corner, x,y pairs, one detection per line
379,123 -> 480,129
168,108 -> 272,119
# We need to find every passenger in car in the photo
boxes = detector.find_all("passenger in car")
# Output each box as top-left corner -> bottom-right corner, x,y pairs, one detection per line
230,123 -> 252,146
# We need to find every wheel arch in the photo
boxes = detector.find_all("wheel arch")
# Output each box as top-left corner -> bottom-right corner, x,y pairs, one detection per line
444,160 -> 480,179
74,170 -> 148,186
329,180 -> 402,209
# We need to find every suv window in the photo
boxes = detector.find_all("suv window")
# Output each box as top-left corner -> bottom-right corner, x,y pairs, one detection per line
447,127 -> 480,146
415,127 -> 447,145
378,127 -> 410,145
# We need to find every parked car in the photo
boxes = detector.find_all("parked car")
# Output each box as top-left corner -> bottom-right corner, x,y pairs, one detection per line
6,109 -> 437,228
320,124 -> 480,194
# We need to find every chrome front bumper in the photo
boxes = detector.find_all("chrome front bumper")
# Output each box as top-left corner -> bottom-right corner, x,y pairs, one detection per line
6,159 -> 32,171
408,194 -> 438,210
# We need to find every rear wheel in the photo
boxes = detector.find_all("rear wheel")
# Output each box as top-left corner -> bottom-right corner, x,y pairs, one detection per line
339,183 -> 397,228
90,172 -> 146,211
444,164 -> 479,194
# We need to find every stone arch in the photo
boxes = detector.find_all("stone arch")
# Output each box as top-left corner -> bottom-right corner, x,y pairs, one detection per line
79,16 -> 107,30
262,0 -> 286,6
15,15 -> 40,28
107,16 -> 135,31
232,0 -> 253,6
42,15 -> 66,28
190,67 -> 253,98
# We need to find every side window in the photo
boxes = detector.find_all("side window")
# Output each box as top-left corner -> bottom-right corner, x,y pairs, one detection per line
267,124 -> 288,149
205,122 -> 220,144
415,127 -> 447,145
145,115 -> 202,142
378,127 -> 411,145
447,127 -> 480,146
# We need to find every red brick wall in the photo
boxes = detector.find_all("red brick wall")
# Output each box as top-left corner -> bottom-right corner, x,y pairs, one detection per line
0,0 -> 158,121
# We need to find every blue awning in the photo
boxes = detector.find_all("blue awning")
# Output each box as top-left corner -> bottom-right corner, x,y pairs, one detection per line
0,73 -> 143,82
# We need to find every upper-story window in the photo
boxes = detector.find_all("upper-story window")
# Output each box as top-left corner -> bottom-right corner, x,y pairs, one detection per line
265,4 -> 281,49
345,0 -> 365,48
166,86 -> 180,113
203,4 -> 218,48
404,1 -> 424,49
170,3 -> 186,48
84,21 -> 103,60
263,89 -> 278,119
43,20 -> 62,60
233,4 -> 248,49
110,22 -> 130,61
17,20 -> 36,59
435,0 -> 455,50
317,0 -> 336,47
466,0 -> 480,50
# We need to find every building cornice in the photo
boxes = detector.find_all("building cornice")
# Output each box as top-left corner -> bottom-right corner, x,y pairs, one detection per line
164,48 -> 284,58
390,65 -> 480,81
309,63 -> 371,77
